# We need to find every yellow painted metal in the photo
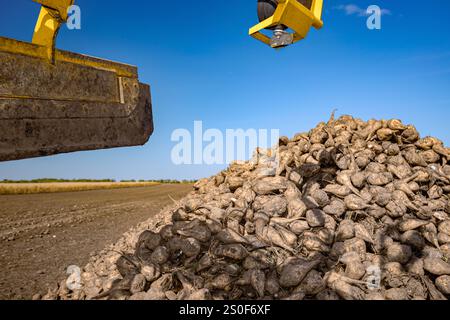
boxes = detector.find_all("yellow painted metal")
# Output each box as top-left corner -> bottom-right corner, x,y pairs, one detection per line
311,0 -> 324,28
31,0 -> 74,62
32,7 -> 61,61
249,0 -> 324,47
33,0 -> 74,20
0,37 -> 138,79
1,0 -> 139,77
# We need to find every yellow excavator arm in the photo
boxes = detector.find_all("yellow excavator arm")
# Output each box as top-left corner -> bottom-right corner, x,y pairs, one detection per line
0,0 -> 323,162
32,0 -> 75,62
250,0 -> 323,48
31,0 -> 324,53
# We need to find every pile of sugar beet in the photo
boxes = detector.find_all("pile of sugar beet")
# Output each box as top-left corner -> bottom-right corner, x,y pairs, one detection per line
44,115 -> 450,300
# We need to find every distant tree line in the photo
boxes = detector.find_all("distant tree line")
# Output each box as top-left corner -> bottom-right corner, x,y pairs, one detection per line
0,178 -> 115,183
1,178 -> 197,184
121,179 -> 197,184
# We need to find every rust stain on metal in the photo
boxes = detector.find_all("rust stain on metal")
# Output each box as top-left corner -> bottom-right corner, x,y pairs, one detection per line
0,37 -> 153,161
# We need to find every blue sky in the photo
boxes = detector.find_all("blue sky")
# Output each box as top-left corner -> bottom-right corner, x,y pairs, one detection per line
1,0 -> 450,180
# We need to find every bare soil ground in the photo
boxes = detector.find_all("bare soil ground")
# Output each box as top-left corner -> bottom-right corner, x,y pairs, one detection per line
0,184 -> 192,300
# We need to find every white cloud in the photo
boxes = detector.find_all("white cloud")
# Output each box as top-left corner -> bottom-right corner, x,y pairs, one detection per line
335,4 -> 391,17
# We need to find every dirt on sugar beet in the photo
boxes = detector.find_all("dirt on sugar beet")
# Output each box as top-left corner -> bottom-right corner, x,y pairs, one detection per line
0,184 -> 192,300
49,115 -> 450,301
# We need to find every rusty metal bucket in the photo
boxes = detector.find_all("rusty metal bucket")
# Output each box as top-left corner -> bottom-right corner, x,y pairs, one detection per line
0,36 -> 153,161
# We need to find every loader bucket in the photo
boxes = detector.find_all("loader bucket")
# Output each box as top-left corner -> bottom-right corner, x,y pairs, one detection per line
0,36 -> 153,162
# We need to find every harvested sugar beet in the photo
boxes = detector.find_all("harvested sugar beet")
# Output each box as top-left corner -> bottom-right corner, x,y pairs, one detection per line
45,115 -> 449,300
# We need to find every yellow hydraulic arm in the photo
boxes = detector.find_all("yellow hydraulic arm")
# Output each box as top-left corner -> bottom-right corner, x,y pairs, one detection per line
0,0 -> 153,162
32,0 -> 74,62
249,0 -> 324,48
